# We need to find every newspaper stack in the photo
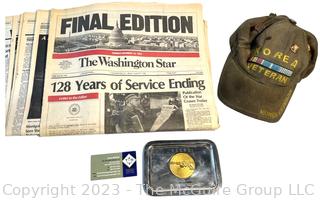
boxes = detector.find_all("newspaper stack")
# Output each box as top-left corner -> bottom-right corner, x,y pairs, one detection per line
5,3 -> 219,136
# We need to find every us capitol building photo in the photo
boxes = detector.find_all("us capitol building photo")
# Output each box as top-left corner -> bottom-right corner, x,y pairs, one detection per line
54,21 -> 199,53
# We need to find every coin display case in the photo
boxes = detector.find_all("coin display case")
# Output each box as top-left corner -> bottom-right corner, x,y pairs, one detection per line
143,140 -> 222,196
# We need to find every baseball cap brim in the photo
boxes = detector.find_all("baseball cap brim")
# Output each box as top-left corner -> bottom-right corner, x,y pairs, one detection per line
218,54 -> 296,122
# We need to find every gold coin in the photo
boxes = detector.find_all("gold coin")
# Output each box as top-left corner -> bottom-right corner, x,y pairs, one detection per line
169,152 -> 195,179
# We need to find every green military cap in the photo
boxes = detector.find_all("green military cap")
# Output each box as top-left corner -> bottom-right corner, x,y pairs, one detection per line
218,14 -> 318,122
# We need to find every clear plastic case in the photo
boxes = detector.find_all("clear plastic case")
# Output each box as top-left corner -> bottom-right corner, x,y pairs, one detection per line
143,140 -> 222,196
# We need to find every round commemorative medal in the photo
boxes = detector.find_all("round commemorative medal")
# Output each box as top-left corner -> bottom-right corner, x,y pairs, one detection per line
169,152 -> 195,179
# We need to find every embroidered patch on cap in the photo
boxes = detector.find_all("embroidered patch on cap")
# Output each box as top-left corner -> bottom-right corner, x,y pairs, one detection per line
249,56 -> 293,77
290,44 -> 299,53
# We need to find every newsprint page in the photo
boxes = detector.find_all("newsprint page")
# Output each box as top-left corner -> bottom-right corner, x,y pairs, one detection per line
6,3 -> 219,136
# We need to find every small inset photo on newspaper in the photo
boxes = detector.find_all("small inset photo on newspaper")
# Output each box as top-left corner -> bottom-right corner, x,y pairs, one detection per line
54,21 -> 199,53
104,92 -> 185,133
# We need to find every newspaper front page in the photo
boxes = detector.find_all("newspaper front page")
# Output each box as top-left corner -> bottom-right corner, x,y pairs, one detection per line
5,15 -> 21,121
40,3 -> 218,136
39,3 -> 219,136
21,10 -> 50,135
5,16 -> 13,97
6,13 -> 36,136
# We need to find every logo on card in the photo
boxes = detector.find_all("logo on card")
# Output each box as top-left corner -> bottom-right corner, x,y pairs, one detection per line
122,154 -> 136,168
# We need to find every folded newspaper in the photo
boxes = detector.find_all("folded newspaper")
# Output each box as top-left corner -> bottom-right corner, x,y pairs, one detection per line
5,3 -> 219,136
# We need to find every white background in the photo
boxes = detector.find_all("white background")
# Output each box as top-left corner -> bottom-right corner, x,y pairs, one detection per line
1,0 -> 319,199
